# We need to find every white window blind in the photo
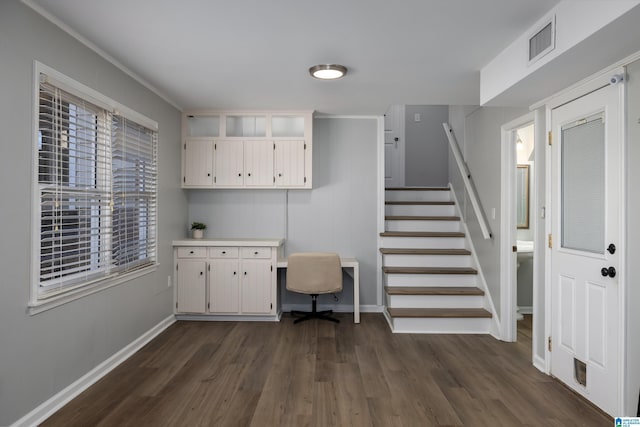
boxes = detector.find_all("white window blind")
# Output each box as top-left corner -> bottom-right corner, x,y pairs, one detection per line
35,72 -> 157,302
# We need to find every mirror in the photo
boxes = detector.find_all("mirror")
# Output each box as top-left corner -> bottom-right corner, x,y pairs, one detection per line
517,165 -> 530,229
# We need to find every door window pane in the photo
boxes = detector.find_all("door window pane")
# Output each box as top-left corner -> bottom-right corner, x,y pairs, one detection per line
561,115 -> 604,254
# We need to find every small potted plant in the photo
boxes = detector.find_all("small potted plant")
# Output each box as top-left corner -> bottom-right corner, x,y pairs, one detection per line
190,222 -> 206,239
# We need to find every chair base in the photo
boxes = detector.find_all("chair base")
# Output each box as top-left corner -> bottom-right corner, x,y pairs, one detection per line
291,294 -> 340,324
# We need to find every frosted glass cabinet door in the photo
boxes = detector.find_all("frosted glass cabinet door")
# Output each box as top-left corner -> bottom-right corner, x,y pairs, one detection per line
183,139 -> 213,186
275,140 -> 306,187
214,140 -> 244,186
186,115 -> 220,137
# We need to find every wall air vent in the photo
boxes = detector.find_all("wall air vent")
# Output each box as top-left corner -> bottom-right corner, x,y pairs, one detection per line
528,16 -> 555,65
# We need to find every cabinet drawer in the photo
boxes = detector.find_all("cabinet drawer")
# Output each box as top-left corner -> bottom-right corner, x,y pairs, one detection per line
241,247 -> 272,259
177,247 -> 207,258
209,247 -> 239,258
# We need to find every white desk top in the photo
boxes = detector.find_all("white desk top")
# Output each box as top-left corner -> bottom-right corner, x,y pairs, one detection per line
173,238 -> 284,247
276,257 -> 358,268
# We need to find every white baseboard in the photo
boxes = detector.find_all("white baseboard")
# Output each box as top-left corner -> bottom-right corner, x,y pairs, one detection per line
12,315 -> 176,427
517,306 -> 533,315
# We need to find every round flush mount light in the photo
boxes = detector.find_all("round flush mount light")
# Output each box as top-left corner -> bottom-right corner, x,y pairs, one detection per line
309,64 -> 347,80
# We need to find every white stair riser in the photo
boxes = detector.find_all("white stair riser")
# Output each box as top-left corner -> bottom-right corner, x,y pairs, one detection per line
380,236 -> 466,249
386,294 -> 485,309
389,316 -> 491,334
385,274 -> 477,286
385,205 -> 455,216
382,254 -> 472,268
385,190 -> 450,202
385,220 -> 461,232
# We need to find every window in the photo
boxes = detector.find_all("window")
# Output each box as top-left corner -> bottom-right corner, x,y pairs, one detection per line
31,63 -> 158,310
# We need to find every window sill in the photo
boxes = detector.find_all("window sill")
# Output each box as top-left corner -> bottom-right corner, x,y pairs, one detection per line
28,264 -> 158,315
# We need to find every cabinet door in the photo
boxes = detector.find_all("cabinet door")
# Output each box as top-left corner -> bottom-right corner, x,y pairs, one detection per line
244,140 -> 274,187
240,260 -> 272,314
275,140 -> 306,187
183,139 -> 213,186
176,260 -> 207,313
214,140 -> 244,186
209,259 -> 240,313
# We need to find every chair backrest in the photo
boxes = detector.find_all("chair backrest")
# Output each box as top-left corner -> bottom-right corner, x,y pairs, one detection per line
286,252 -> 343,294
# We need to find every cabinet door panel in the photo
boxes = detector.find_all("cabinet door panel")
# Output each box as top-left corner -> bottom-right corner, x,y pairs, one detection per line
209,259 -> 240,313
176,260 -> 207,313
184,139 -> 213,186
214,140 -> 244,186
241,260 -> 272,314
275,140 -> 305,187
244,140 -> 274,186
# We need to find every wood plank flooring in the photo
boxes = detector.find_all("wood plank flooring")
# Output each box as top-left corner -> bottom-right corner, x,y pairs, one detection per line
42,314 -> 611,426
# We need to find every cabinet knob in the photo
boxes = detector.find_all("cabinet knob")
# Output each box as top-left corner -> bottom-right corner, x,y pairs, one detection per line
278,173 -> 282,177
222,251 -> 226,254
248,173 -> 251,177
207,173 -> 211,177
233,271 -> 237,275
200,271 -> 203,276
189,250 -> 194,254
244,272 -> 247,275
238,173 -> 242,177
254,251 -> 259,255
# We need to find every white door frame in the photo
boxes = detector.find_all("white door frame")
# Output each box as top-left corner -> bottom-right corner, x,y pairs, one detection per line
543,67 -> 627,415
500,112 -> 535,343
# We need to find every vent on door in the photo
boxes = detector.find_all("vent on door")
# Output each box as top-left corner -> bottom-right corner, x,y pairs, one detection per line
529,17 -> 555,64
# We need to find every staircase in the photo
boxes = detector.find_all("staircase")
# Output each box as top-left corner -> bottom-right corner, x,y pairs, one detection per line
381,187 -> 492,333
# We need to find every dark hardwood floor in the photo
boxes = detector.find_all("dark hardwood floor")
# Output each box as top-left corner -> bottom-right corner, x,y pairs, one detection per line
42,314 -> 611,426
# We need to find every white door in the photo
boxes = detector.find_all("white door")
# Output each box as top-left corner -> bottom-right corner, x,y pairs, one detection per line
183,139 -> 213,186
214,140 -> 244,186
209,259 -> 240,314
240,260 -> 272,314
275,140 -> 305,187
176,260 -> 207,313
244,140 -> 274,187
384,105 -> 404,188
550,83 -> 621,416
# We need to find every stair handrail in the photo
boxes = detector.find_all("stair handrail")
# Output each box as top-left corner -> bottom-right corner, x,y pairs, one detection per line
442,122 -> 492,240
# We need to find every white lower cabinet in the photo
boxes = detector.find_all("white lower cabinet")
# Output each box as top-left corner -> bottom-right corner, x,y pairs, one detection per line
209,258 -> 240,313
173,239 -> 282,320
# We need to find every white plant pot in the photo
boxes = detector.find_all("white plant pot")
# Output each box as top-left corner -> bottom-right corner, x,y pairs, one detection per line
192,229 -> 204,239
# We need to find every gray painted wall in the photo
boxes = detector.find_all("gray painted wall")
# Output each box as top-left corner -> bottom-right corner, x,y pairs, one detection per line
188,117 -> 379,308
0,3 -> 186,425
625,58 -> 640,416
404,105 -> 449,186
447,106 -> 528,321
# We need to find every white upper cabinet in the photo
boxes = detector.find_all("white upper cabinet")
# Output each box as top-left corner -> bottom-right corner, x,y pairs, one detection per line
182,110 -> 313,189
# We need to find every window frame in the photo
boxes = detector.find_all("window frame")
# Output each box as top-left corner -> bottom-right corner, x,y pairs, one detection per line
30,62 -> 159,314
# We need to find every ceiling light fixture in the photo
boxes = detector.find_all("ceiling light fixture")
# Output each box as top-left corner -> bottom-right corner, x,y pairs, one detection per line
309,64 -> 347,80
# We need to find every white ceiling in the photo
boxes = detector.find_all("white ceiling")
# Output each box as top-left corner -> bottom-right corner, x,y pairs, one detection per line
29,0 -> 561,114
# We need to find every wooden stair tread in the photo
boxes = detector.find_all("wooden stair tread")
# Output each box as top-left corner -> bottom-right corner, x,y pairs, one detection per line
380,231 -> 465,238
385,215 -> 460,221
380,248 -> 471,255
383,267 -> 477,275
385,286 -> 484,296
385,187 -> 450,191
387,308 -> 492,318
385,201 -> 454,205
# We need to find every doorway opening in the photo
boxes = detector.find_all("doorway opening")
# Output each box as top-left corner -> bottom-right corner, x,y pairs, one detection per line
500,112 -> 537,348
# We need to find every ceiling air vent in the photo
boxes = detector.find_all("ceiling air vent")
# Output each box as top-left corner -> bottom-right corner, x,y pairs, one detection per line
528,16 -> 555,65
